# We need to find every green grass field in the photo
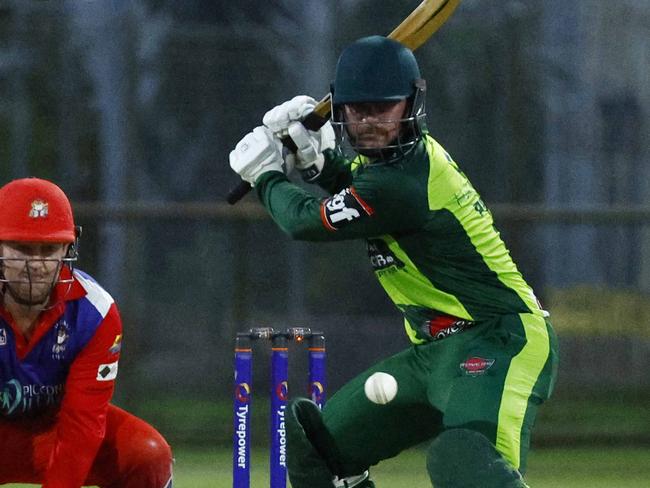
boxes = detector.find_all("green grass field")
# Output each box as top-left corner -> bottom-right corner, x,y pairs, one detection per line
7,446 -> 650,487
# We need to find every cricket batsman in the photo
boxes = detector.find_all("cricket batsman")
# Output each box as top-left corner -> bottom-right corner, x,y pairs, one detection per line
230,36 -> 559,487
0,178 -> 173,488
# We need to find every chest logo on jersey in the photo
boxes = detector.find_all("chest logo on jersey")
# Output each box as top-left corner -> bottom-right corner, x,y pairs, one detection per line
0,328 -> 6,346
1,379 -> 65,415
321,187 -> 374,231
367,239 -> 404,273
51,320 -> 70,360
0,379 -> 20,414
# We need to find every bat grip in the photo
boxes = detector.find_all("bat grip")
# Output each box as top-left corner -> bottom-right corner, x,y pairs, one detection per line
226,180 -> 253,205
226,110 -> 330,205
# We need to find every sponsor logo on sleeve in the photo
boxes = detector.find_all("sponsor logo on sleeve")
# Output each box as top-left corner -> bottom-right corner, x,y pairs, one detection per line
320,186 -> 374,231
97,361 -> 119,381
108,334 -> 122,354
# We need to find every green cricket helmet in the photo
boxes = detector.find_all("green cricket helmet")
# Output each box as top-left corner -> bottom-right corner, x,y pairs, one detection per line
330,35 -> 427,160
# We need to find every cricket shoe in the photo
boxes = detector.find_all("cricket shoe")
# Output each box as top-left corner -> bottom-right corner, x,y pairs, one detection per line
332,470 -> 375,487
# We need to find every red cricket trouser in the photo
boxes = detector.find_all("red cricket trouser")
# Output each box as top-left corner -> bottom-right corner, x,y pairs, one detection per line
0,404 -> 173,488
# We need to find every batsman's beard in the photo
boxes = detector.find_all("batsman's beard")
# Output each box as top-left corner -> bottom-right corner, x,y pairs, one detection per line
347,122 -> 402,157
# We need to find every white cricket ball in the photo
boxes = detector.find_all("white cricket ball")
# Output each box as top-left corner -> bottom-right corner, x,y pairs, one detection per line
364,372 -> 398,405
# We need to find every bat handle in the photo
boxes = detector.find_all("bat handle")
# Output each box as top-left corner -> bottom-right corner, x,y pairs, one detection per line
226,180 -> 253,205
301,110 -> 330,131
226,110 -> 330,205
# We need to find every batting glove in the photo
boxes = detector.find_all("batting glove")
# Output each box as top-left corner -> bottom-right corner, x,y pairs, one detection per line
263,95 -> 317,134
263,95 -> 335,182
229,126 -> 284,186
287,120 -> 335,182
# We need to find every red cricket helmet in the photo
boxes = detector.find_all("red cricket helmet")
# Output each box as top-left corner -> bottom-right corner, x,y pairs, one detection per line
0,178 -> 76,243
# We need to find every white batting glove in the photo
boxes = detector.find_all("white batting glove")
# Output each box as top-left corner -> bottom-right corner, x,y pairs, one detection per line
287,120 -> 335,182
263,95 -> 317,135
263,95 -> 335,182
229,126 -> 284,186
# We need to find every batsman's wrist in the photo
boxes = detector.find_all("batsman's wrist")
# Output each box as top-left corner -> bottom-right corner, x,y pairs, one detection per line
254,171 -> 289,195
254,169 -> 286,187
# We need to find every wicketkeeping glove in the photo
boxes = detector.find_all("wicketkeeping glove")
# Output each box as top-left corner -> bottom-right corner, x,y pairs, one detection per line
229,126 -> 284,186
263,95 -> 335,182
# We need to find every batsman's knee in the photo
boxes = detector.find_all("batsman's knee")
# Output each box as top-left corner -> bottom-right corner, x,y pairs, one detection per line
427,429 -> 528,488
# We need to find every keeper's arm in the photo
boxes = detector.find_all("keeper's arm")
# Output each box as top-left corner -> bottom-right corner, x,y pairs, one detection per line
42,306 -> 122,488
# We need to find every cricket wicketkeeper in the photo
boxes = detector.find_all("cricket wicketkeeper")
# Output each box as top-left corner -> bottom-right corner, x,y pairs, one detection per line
0,178 -> 173,488
230,35 -> 559,488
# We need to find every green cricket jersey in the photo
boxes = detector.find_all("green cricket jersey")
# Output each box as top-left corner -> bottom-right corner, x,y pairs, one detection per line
255,134 -> 546,344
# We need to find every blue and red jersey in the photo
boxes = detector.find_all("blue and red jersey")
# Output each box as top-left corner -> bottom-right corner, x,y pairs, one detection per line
0,267 -> 122,487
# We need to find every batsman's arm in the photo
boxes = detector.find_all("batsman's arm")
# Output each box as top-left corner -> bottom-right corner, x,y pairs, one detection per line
43,305 -> 122,486
254,170 -> 426,242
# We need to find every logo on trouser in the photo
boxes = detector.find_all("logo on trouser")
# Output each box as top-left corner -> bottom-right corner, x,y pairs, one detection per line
460,357 -> 495,376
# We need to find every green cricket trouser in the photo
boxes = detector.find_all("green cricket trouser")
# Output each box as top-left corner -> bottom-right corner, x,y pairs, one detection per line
322,313 -> 559,477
